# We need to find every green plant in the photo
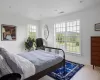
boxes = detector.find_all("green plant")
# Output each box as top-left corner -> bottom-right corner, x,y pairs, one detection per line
25,37 -> 36,51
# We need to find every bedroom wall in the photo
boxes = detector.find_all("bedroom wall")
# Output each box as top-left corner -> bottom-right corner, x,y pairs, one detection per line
0,12 -> 39,54
40,4 -> 100,65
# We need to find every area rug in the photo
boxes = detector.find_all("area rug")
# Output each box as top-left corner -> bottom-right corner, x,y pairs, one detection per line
48,60 -> 84,80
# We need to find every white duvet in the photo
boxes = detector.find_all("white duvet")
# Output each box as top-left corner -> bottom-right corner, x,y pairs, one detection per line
6,53 -> 36,79
0,47 -> 35,79
14,54 -> 36,79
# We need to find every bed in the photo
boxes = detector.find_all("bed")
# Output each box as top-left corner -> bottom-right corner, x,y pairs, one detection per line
0,46 -> 65,80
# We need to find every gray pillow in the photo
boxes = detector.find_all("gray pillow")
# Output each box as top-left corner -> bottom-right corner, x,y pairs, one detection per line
0,47 -> 23,74
0,55 -> 12,77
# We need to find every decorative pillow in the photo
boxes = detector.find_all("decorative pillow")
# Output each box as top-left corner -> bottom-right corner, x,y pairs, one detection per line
51,49 -> 56,53
0,47 -> 23,74
0,47 -> 36,78
0,55 -> 12,77
58,50 -> 64,57
45,48 -> 50,52
50,49 -> 63,57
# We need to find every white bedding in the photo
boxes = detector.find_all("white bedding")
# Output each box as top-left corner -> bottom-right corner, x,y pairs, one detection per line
0,47 -> 63,80
0,47 -> 36,79
19,50 -> 63,73
12,54 -> 36,79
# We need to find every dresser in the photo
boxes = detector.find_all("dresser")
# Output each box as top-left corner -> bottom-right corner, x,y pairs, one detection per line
91,37 -> 100,69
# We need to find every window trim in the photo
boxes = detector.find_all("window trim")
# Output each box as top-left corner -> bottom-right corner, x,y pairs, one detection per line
54,19 -> 82,55
27,25 -> 37,39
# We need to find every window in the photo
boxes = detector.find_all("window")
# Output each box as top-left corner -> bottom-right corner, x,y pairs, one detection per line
28,25 -> 36,39
54,20 -> 80,54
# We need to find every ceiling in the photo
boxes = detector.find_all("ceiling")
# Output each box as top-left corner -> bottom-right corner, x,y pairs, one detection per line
0,0 -> 100,20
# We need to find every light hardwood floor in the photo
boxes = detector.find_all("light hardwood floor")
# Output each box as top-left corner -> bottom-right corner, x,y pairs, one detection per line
39,65 -> 100,80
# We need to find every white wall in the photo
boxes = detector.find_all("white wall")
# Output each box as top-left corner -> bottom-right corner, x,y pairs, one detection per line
40,5 -> 100,65
0,12 -> 39,54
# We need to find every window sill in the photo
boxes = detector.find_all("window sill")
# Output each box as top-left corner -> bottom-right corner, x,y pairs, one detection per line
65,52 -> 82,56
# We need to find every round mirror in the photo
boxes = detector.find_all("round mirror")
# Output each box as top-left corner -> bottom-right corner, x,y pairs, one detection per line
44,25 -> 49,40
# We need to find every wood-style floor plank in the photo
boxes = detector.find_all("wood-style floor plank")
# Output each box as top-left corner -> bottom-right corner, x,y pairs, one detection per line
39,65 -> 100,80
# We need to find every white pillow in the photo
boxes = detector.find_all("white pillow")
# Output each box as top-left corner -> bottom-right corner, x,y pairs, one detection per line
6,53 -> 36,78
0,47 -> 23,74
0,55 -> 12,77
58,50 -> 64,57
45,48 -> 49,52
51,49 -> 56,53
0,47 -> 36,78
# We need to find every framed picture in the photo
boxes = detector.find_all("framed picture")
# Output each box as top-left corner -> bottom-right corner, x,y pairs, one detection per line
1,24 -> 16,41
95,23 -> 100,31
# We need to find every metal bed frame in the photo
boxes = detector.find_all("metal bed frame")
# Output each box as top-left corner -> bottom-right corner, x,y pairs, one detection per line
24,46 -> 65,80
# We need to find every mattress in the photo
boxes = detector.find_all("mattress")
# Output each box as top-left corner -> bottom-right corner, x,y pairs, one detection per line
19,50 -> 63,73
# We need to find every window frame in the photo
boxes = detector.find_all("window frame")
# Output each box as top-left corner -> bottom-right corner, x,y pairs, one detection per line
54,20 -> 82,55
27,25 -> 37,39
